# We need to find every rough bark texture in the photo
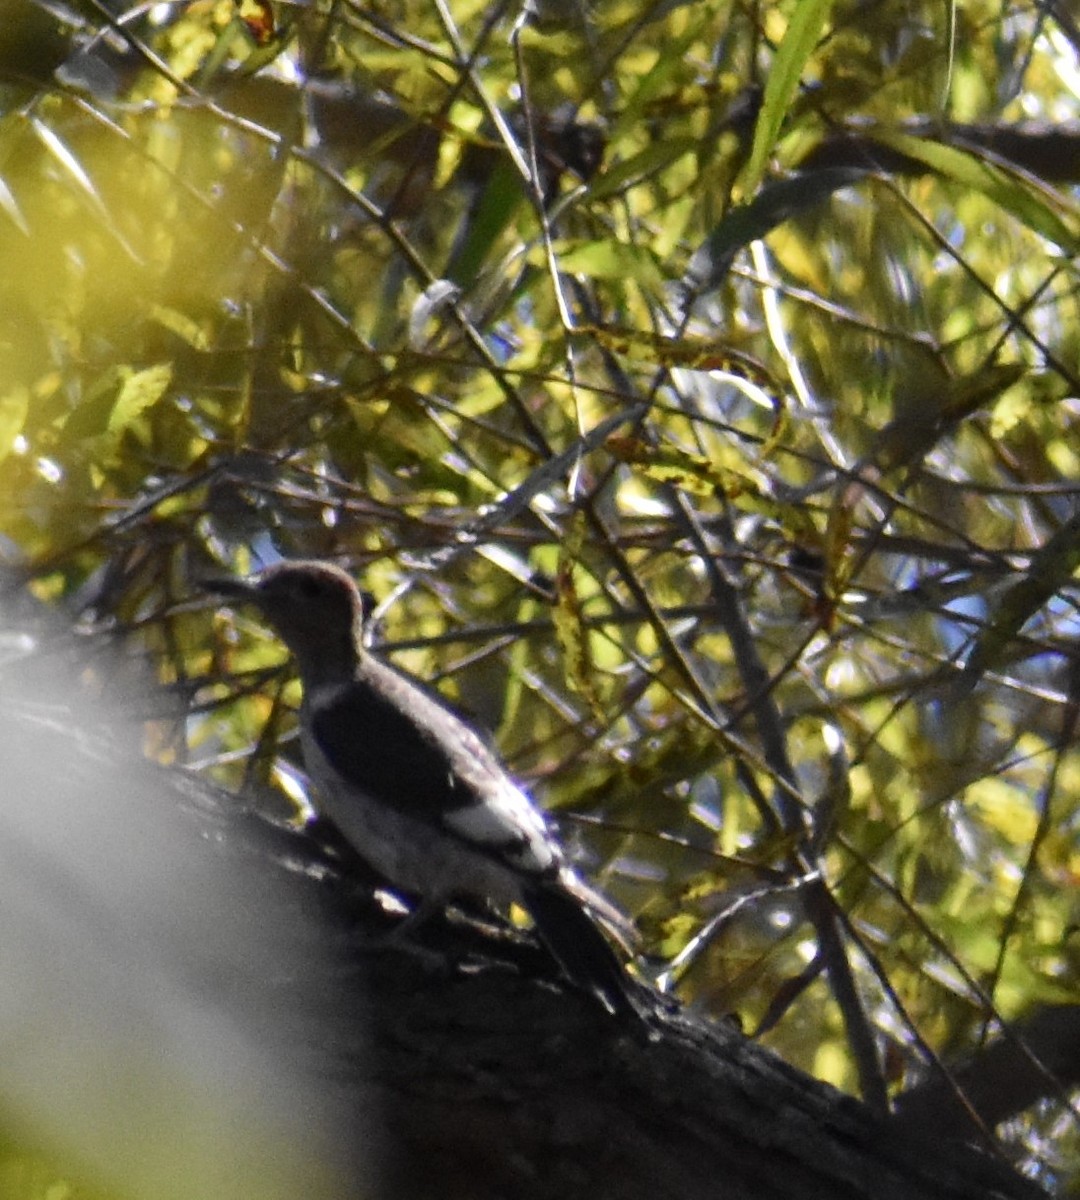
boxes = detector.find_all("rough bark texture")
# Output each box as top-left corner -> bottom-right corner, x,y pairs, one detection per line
269,859 -> 1052,1200
0,700 -> 1051,1200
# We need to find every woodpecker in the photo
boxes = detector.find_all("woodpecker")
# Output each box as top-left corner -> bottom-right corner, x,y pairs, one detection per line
207,560 -> 639,1016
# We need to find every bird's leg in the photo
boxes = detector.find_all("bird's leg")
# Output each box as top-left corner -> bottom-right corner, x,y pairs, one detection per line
341,890 -> 463,977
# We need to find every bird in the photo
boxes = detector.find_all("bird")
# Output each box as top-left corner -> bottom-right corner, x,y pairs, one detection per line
206,559 -> 640,1017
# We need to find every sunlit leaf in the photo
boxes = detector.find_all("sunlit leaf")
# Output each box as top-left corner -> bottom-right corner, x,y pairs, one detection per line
109,364 -> 173,438
610,19 -> 709,139
0,386 -> 29,463
548,240 -> 663,289
607,434 -> 820,539
238,0 -> 276,46
151,306 -> 211,352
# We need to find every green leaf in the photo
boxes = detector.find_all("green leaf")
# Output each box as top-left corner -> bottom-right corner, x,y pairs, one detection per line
740,0 -> 837,196
586,138 -> 699,201
585,325 -> 776,385
553,513 -> 606,722
607,433 -> 820,539
871,130 -> 1080,251
547,240 -> 663,289
445,158 -> 523,285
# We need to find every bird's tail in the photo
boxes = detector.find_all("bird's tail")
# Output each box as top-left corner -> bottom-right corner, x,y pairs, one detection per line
523,880 -> 639,1018
561,869 -> 641,956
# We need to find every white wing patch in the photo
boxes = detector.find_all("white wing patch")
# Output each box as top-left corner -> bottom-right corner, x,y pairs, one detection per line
443,777 -> 559,876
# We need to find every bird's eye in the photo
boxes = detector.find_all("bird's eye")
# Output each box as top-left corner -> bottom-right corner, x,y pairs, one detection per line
295,575 -> 325,599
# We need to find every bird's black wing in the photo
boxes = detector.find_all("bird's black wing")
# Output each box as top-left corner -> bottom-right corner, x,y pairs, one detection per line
307,675 -> 486,818
308,661 -> 562,878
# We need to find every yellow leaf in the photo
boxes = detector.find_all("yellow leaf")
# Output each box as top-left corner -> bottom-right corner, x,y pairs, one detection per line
109,364 -> 173,437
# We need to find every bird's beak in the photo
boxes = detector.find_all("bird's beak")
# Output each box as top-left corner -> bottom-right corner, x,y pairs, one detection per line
203,576 -> 258,602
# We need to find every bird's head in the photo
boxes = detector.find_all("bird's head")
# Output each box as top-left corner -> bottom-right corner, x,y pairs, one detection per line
206,561 -> 366,682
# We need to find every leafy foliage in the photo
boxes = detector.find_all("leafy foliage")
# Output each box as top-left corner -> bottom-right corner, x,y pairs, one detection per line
3,0 -> 1080,1187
